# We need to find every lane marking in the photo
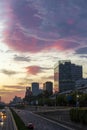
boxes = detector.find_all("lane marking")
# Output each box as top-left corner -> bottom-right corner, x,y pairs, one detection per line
30,112 -> 75,130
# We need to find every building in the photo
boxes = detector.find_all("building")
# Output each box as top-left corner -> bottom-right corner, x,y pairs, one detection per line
24,87 -> 32,103
9,96 -> 23,106
76,78 -> 87,88
71,64 -> 82,81
43,81 -> 53,95
54,60 -> 82,92
25,87 -> 32,98
0,96 -> 1,102
31,82 -> 39,96
12,96 -> 22,104
77,85 -> 87,93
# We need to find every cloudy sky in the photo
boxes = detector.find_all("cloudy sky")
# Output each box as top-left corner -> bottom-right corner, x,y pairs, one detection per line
0,0 -> 87,103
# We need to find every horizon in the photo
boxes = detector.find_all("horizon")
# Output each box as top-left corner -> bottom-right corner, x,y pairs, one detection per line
0,0 -> 87,103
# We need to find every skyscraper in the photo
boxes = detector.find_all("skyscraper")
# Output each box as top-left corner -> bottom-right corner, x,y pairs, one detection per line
24,87 -> 32,103
54,60 -> 82,92
25,87 -> 32,97
31,82 -> 39,96
0,96 -> 1,102
43,81 -> 53,95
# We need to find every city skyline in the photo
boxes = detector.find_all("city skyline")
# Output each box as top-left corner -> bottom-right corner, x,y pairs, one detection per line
0,0 -> 87,103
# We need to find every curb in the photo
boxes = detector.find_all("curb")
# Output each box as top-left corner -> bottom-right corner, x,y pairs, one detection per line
9,109 -> 18,130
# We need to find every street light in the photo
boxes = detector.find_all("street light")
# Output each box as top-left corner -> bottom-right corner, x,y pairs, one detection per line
75,84 -> 79,108
55,93 -> 57,108
76,93 -> 79,108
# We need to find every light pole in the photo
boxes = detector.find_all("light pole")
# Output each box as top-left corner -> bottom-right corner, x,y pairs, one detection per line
76,84 -> 79,108
76,94 -> 79,108
55,93 -> 57,108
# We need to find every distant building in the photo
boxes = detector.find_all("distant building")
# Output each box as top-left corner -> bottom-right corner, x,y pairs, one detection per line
31,82 -> 39,96
43,81 -> 53,95
54,60 -> 82,92
0,96 -> 1,102
24,87 -> 32,103
12,96 -> 22,104
25,87 -> 32,97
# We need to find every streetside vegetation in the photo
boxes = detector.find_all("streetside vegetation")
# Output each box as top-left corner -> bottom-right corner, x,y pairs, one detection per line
10,108 -> 28,130
15,104 -> 25,109
70,108 -> 87,125
0,106 -> 5,109
23,91 -> 87,107
0,102 -> 5,109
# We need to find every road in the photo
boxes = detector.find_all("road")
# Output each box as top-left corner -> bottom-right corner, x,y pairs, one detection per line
0,108 -> 16,130
15,109 -> 75,130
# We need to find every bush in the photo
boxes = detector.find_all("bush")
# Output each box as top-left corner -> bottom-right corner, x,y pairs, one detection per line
70,108 -> 87,125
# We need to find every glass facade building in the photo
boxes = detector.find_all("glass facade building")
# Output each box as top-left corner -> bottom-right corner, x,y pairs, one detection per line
43,81 -> 53,95
54,60 -> 82,92
31,82 -> 39,96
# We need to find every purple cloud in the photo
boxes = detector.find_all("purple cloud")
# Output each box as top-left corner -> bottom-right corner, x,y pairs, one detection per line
76,47 -> 87,54
2,0 -> 87,53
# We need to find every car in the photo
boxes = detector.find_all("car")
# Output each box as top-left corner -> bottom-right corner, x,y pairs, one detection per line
0,118 -> 3,122
26,122 -> 34,130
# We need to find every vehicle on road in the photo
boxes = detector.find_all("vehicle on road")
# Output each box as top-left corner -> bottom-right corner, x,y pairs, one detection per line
0,118 -> 3,122
26,122 -> 34,130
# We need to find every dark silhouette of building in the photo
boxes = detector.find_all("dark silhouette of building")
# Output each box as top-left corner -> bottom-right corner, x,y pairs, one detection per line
25,87 -> 32,97
43,81 -> 53,95
54,60 -> 82,92
24,87 -> 32,103
31,82 -> 39,96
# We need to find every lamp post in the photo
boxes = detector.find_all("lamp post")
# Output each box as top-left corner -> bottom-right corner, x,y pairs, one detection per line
76,94 -> 79,108
76,84 -> 79,108
55,92 -> 57,109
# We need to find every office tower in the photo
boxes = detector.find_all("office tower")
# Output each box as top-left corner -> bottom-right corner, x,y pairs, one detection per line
0,96 -> 1,102
25,87 -> 32,97
54,60 -> 82,92
24,87 -> 32,103
43,81 -> 53,95
31,82 -> 39,96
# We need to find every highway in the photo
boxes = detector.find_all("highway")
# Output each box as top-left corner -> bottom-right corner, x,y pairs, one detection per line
15,109 -> 75,130
0,108 -> 16,130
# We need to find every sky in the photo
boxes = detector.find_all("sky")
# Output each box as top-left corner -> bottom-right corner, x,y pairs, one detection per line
0,0 -> 87,103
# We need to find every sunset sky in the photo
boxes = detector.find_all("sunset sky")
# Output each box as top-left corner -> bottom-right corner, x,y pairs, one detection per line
0,0 -> 87,103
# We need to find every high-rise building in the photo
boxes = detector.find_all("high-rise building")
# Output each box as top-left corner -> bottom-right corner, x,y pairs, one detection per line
54,60 -> 82,92
43,81 -> 53,95
25,87 -> 32,97
0,96 -> 1,102
31,82 -> 39,96
24,87 -> 32,103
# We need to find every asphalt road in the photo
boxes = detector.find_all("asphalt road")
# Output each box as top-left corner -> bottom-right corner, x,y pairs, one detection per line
15,109 -> 75,130
0,108 -> 16,130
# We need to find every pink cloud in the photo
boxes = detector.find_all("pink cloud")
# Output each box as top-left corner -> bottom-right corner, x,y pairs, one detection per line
52,40 -> 79,50
67,19 -> 75,25
2,0 -> 86,54
3,27 -> 79,53
25,66 -> 42,75
2,0 -> 80,54
4,30 -> 79,53
2,1 -> 79,54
